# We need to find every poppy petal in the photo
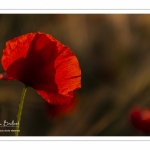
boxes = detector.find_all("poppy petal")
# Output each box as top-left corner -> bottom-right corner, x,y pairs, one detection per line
1,33 -> 36,81
36,89 -> 74,105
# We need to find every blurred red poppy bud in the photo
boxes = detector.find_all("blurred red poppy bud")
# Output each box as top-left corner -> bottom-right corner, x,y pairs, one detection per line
130,106 -> 150,133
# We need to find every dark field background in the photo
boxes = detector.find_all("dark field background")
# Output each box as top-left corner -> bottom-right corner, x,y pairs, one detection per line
0,14 -> 150,136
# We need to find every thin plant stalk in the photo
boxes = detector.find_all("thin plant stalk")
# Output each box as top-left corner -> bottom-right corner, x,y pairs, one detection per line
15,85 -> 28,136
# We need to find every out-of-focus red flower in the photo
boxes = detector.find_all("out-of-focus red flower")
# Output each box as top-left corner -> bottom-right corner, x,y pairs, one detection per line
46,94 -> 79,118
0,32 -> 81,105
130,106 -> 150,133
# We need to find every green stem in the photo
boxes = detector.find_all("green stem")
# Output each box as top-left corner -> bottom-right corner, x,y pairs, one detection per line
15,85 -> 28,136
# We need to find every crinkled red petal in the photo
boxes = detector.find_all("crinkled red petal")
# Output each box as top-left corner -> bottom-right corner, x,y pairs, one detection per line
1,32 -> 81,105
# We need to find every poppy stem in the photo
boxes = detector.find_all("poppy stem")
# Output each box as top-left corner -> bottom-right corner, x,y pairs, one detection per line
15,85 -> 28,136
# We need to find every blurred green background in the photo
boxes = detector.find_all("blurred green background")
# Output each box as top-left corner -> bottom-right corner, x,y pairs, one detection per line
0,14 -> 150,136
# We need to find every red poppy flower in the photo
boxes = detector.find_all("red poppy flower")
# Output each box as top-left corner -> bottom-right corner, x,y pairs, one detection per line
46,93 -> 79,118
130,106 -> 150,133
0,32 -> 81,105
